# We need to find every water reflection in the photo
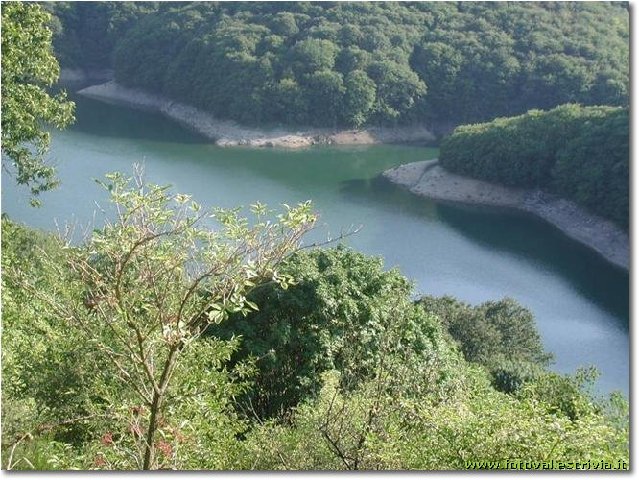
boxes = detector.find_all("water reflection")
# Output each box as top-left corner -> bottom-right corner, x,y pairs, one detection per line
68,94 -> 207,144
339,176 -> 629,325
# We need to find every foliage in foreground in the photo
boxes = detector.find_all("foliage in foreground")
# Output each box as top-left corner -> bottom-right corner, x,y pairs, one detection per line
1,169 -> 316,470
241,368 -> 627,470
439,104 -> 629,229
1,2 -> 75,202
216,247 -> 460,419
1,203 -> 629,470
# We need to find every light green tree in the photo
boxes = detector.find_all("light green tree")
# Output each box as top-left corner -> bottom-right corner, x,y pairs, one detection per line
1,2 -> 75,203
18,167 -> 316,469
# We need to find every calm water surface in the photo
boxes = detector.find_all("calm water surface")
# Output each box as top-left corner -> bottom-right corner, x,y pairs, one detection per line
2,96 -> 629,394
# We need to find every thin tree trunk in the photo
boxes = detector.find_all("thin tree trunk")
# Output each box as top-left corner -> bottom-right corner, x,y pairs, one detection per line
142,344 -> 181,470
143,390 -> 162,469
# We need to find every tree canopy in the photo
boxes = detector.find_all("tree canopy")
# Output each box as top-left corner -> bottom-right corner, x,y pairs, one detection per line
439,104 -> 629,229
1,2 -> 75,202
47,1 -> 628,128
215,246 -> 457,418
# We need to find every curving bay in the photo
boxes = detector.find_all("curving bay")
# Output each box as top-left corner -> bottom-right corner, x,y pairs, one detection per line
1,95 -> 628,394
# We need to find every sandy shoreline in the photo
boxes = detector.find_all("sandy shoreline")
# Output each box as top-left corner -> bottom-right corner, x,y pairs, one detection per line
383,160 -> 629,270
77,81 -> 436,149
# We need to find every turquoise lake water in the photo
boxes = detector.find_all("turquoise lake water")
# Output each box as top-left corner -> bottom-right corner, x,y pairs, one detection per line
2,95 -> 628,394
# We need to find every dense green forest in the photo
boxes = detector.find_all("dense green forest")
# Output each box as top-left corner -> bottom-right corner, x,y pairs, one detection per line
439,104 -> 629,229
47,1 -> 628,128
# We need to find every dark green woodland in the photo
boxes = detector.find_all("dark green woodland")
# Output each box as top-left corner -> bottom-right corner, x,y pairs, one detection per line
440,105 -> 629,228
47,2 -> 628,128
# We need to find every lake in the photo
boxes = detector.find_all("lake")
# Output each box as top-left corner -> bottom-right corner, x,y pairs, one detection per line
2,95 -> 629,394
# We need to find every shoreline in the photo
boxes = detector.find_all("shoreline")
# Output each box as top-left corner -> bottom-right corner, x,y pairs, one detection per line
59,68 -> 114,88
76,81 -> 436,149
383,160 -> 629,270
74,80 -> 628,270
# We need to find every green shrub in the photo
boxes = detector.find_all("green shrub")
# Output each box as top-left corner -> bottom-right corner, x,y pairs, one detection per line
419,295 -> 552,393
240,366 -> 628,470
215,247 -> 459,418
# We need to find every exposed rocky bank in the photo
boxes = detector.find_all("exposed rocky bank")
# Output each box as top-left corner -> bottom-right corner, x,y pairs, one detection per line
383,160 -> 629,270
77,81 -> 436,149
60,68 -> 114,88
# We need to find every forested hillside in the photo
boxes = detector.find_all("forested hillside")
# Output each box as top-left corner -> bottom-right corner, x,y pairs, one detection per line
48,1 -> 628,128
439,104 -> 629,229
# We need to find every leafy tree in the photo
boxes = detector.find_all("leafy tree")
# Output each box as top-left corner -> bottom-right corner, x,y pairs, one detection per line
263,78 -> 309,125
342,70 -> 376,127
215,247 -> 458,419
10,169 -> 316,469
366,60 -> 426,123
335,46 -> 370,75
290,38 -> 339,76
1,2 -> 75,203
420,295 -> 552,393
2,215 -> 252,470
410,41 -> 462,122
302,69 -> 344,127
269,12 -> 299,36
